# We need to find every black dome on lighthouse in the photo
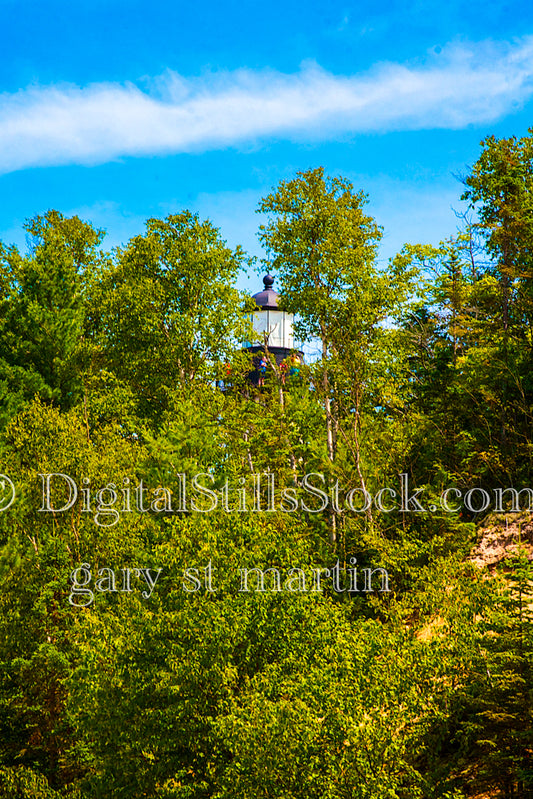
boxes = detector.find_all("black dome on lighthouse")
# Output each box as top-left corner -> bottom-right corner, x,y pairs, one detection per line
252,274 -> 279,310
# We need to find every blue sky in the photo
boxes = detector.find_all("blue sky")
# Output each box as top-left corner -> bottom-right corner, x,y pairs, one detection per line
1,0 -> 533,290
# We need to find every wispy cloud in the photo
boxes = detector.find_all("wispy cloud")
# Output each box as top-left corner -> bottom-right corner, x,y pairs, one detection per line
1,37 -> 533,174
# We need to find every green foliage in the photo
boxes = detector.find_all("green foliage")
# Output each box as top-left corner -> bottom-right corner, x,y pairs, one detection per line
0,211 -> 104,427
89,212 -> 251,422
258,167 -> 421,546
1,148 -> 533,798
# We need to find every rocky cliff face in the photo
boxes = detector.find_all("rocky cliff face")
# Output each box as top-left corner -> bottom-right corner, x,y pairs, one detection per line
470,513 -> 533,570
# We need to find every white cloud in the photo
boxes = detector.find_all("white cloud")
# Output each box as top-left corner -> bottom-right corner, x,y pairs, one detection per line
1,37 -> 533,173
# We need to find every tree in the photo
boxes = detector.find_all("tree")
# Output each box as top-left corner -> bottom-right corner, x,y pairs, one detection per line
90,212 -> 251,422
461,131 -> 533,334
461,131 -> 533,470
431,552 -> 533,798
258,167 -> 416,540
0,211 -> 105,426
